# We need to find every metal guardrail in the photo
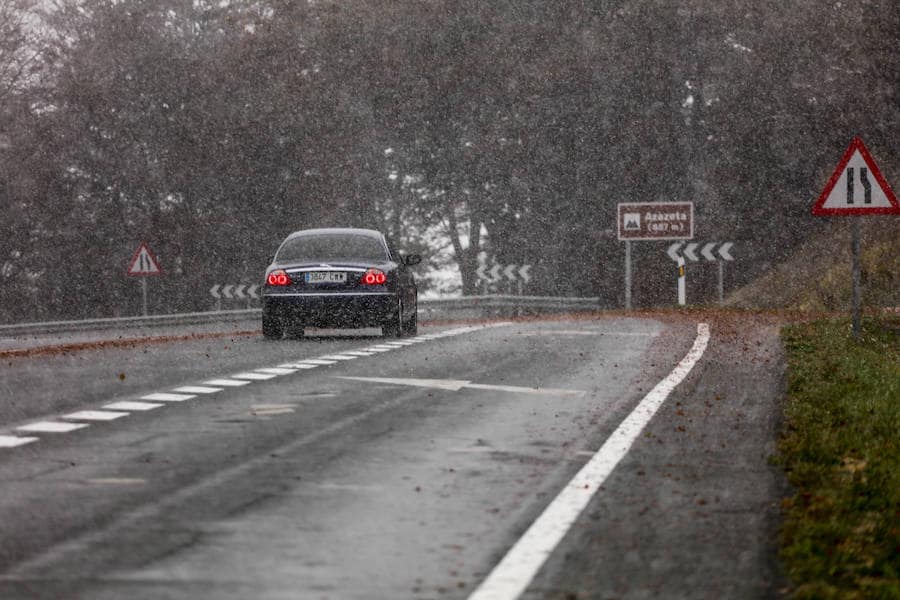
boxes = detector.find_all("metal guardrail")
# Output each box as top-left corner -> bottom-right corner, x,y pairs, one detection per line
0,309 -> 261,337
0,296 -> 601,338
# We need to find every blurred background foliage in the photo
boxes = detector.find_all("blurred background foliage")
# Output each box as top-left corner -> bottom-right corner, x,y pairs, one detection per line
0,0 -> 898,320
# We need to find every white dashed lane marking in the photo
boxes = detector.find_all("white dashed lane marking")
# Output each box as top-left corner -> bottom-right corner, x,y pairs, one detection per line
141,392 -> 197,402
254,367 -> 298,375
0,435 -> 38,448
203,379 -> 251,387
172,386 -> 224,394
103,401 -> 164,411
17,422 -> 89,433
231,372 -> 278,381
63,410 -> 129,422
2,323 -> 511,451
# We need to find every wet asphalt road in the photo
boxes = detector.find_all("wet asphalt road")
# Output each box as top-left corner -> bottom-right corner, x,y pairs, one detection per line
0,316 -> 786,599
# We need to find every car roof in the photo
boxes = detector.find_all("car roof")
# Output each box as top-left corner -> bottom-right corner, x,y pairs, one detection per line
282,228 -> 385,241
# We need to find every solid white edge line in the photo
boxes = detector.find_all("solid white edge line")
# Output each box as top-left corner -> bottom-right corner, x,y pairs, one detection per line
467,323 -> 711,600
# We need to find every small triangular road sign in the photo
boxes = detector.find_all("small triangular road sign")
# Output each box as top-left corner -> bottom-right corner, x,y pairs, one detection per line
127,242 -> 162,276
813,137 -> 899,216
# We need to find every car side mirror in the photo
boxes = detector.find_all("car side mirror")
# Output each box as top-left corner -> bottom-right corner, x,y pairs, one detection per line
403,254 -> 422,266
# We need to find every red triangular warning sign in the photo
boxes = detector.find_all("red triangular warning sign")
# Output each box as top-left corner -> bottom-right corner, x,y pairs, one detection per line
126,242 -> 162,276
813,137 -> 900,216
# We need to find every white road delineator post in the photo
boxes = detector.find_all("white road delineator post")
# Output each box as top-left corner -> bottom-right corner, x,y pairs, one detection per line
677,256 -> 686,306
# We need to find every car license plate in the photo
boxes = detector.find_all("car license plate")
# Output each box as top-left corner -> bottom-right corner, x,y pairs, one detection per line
305,271 -> 346,284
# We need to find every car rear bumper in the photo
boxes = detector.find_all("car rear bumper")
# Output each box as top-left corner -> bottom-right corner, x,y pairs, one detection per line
262,292 -> 397,328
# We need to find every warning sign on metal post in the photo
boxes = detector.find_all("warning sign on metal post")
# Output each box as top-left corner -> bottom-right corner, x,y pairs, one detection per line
812,137 -> 900,216
126,242 -> 162,317
126,242 -> 162,276
812,137 -> 899,337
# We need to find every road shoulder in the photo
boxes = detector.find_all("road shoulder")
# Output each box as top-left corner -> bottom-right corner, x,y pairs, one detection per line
529,315 -> 790,599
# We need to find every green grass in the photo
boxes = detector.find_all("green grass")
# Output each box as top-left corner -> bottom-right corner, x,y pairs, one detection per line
778,317 -> 900,599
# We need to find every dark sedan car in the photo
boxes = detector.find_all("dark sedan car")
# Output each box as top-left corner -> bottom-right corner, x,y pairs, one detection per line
261,228 -> 420,339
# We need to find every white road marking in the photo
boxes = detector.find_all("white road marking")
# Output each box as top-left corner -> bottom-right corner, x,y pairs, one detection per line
203,379 -> 251,387
467,323 -> 711,600
17,422 -> 89,433
86,478 -> 146,486
103,401 -> 163,411
337,376 -> 470,391
518,330 -> 654,337
0,435 -> 38,448
0,324 -> 511,450
172,386 -> 224,394
230,372 -> 278,380
250,404 -> 297,416
62,410 -> 129,421
141,392 -> 197,402
465,383 -> 585,396
335,376 -> 584,396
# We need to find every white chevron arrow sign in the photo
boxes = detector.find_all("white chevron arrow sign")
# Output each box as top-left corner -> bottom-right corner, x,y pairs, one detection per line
666,242 -> 684,262
518,265 -> 532,283
476,263 -> 535,284
667,242 -> 734,262
683,243 -> 700,262
211,283 -> 263,300
718,242 -> 734,261
488,264 -> 502,283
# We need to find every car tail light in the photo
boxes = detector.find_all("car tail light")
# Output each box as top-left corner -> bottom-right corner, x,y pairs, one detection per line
266,269 -> 291,286
361,269 -> 386,285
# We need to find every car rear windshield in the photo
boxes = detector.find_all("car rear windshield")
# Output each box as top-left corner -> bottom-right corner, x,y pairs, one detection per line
276,234 -> 388,262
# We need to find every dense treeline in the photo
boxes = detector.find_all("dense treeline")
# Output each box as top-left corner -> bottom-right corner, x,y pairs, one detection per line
0,0 -> 897,320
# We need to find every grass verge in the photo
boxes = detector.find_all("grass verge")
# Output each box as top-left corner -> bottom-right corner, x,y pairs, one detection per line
778,317 -> 899,599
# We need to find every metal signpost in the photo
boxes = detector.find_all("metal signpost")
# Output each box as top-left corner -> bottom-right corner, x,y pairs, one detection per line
812,137 -> 900,337
126,242 -> 162,316
617,202 -> 694,309
667,241 -> 735,305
